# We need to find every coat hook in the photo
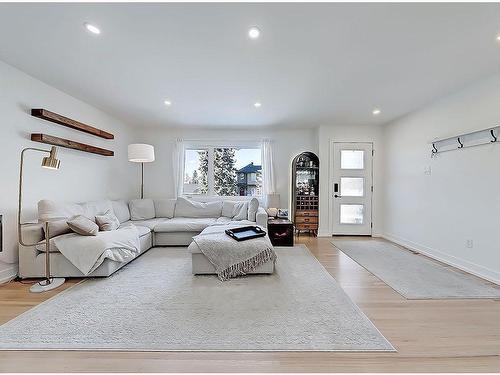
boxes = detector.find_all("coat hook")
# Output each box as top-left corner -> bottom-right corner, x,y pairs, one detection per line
490,129 -> 497,143
432,143 -> 438,154
457,137 -> 464,149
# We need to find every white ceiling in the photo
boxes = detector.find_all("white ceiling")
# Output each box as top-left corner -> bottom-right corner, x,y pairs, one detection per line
2,3 -> 500,129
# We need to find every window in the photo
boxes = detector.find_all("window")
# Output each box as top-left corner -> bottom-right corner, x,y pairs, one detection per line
183,145 -> 262,197
183,149 -> 208,194
340,150 -> 364,169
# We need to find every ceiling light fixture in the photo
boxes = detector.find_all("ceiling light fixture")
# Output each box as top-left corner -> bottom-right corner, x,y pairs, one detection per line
254,102 -> 262,108
496,35 -> 500,41
372,108 -> 381,115
164,100 -> 172,106
248,27 -> 261,39
84,22 -> 101,35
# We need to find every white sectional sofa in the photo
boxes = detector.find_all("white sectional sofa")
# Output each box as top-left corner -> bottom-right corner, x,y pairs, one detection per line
19,197 -> 268,278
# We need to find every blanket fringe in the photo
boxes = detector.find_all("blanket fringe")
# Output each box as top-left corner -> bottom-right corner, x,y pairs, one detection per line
218,247 -> 277,281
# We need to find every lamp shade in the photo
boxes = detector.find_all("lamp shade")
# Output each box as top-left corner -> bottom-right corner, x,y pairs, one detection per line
128,144 -> 155,163
266,193 -> 280,209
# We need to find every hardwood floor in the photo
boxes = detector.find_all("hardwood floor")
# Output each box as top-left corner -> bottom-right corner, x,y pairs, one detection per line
1,236 -> 499,372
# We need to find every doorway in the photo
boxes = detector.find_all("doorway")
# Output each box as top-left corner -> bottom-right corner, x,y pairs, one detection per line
331,142 -> 373,235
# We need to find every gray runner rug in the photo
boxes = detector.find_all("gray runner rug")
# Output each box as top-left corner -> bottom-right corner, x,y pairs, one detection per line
0,245 -> 394,351
332,238 -> 500,300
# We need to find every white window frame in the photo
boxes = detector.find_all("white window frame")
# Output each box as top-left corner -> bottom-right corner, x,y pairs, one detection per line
182,140 -> 262,200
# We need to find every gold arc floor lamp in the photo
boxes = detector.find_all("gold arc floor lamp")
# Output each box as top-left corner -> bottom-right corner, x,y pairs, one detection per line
128,144 -> 155,199
18,146 -> 65,293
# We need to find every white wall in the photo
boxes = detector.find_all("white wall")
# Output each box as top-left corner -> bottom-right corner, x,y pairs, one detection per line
129,127 -> 318,211
383,73 -> 500,284
0,60 -> 137,282
317,124 -> 385,237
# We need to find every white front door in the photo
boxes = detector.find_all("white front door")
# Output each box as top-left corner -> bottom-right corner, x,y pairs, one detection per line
331,142 -> 373,235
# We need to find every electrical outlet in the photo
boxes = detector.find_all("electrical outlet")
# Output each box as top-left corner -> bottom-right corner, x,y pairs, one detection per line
466,239 -> 473,249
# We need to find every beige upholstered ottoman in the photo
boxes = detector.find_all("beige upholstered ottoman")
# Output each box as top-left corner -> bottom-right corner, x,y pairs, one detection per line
188,240 -> 275,275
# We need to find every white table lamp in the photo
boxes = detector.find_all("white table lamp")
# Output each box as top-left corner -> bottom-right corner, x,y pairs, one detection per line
128,144 -> 155,199
266,193 -> 280,218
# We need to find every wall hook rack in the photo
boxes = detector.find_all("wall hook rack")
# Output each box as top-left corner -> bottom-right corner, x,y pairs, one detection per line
429,125 -> 500,156
490,129 -> 497,143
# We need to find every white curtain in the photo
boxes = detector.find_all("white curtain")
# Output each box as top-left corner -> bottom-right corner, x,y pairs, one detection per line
172,138 -> 185,197
261,139 -> 276,206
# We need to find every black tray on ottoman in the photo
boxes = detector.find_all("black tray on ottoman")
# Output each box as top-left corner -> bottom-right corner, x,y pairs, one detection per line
225,226 -> 267,241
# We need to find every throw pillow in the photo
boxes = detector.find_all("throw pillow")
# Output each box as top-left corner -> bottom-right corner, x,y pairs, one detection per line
129,199 -> 155,220
222,201 -> 238,218
232,202 -> 249,221
95,210 -> 120,231
247,198 -> 259,221
42,220 -> 72,239
67,215 -> 99,236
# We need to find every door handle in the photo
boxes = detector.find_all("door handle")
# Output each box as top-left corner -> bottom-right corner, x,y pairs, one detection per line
334,194 -> 342,198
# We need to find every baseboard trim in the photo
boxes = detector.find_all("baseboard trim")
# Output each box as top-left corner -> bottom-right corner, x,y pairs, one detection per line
0,264 -> 18,284
382,233 -> 500,286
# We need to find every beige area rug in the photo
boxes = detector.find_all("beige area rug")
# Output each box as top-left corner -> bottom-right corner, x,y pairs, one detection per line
0,245 -> 394,351
332,238 -> 500,299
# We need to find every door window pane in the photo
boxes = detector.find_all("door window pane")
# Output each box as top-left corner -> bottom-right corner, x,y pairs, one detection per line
340,204 -> 364,224
341,150 -> 364,169
341,177 -> 364,197
183,149 -> 208,194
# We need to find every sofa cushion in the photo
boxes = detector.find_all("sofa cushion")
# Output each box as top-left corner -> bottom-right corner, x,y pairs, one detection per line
222,201 -> 248,220
118,223 -> 151,237
247,198 -> 259,222
154,199 -> 176,218
154,217 -> 216,233
95,210 -> 121,231
81,200 -> 113,221
233,202 -> 248,221
112,200 -> 131,223
67,215 -> 99,236
174,197 -> 222,218
38,199 -> 85,221
214,217 -> 232,225
120,218 -> 166,230
129,199 -> 155,220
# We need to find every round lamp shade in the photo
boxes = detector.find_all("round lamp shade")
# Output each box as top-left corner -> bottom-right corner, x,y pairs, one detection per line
128,144 -> 155,163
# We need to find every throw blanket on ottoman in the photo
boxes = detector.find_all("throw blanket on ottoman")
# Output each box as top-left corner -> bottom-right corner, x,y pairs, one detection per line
192,224 -> 277,281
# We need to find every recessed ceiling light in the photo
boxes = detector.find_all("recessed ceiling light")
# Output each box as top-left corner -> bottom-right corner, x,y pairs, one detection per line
372,108 -> 381,115
164,100 -> 172,106
254,102 -> 262,108
84,22 -> 100,35
496,35 -> 500,41
248,27 -> 261,39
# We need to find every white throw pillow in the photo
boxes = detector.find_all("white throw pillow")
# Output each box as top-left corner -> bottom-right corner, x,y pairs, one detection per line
232,202 -> 249,221
67,215 -> 99,236
154,199 -> 176,218
247,198 -> 259,222
112,200 -> 130,223
43,220 -> 72,239
95,210 -> 120,231
81,200 -> 113,221
129,199 -> 156,220
222,201 -> 238,218
174,197 -> 222,218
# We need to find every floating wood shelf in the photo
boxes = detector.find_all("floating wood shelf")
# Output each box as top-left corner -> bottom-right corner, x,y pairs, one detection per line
31,109 -> 114,139
31,134 -> 114,157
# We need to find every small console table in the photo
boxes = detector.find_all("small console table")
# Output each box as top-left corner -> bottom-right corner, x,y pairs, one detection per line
267,218 -> 294,247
